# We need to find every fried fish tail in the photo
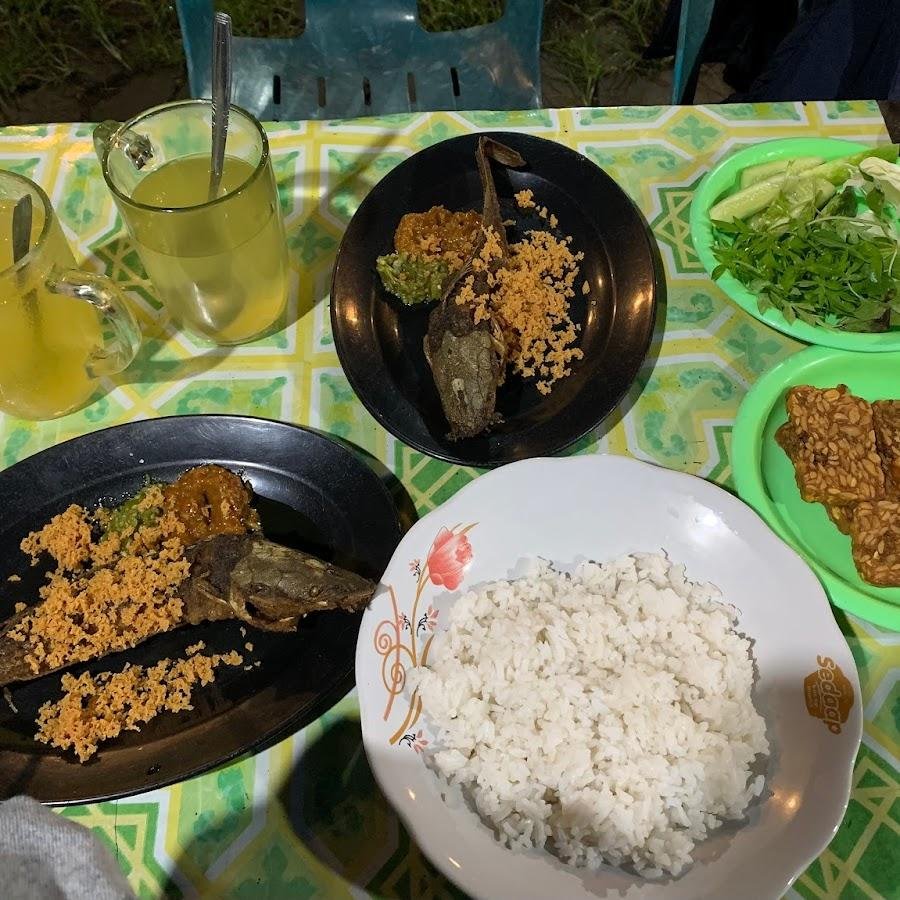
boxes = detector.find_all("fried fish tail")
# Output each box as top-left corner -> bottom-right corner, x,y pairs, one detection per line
0,608 -> 41,687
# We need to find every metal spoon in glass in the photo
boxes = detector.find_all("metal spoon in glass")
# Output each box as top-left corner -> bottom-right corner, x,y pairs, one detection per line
12,193 -> 42,333
199,11 -> 245,335
11,193 -> 32,266
208,12 -> 233,201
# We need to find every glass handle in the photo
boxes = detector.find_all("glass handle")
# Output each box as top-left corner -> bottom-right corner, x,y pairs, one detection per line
93,120 -> 155,169
47,269 -> 141,378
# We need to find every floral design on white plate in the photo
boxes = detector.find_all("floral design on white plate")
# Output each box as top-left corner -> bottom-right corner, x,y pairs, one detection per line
373,524 -> 475,746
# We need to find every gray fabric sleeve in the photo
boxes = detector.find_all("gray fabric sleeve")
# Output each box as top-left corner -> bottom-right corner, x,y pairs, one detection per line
0,796 -> 136,900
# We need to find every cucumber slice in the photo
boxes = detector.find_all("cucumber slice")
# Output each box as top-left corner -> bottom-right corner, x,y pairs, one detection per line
739,156 -> 823,188
710,144 -> 899,223
806,144 -> 898,185
814,178 -> 837,206
710,180 -> 788,223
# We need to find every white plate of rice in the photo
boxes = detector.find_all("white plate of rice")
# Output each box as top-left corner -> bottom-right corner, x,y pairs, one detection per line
356,455 -> 861,899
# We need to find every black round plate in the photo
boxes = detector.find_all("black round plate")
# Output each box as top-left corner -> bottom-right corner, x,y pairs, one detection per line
331,131 -> 660,468
0,416 -> 405,804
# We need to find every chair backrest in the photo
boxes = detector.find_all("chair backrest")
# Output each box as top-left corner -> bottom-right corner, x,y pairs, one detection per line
176,0 -> 543,120
671,0 -> 716,104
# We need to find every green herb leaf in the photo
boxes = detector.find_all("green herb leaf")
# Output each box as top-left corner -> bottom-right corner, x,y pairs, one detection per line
711,183 -> 900,332
865,186 -> 886,219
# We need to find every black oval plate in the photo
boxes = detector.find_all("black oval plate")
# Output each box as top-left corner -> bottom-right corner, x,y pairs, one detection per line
331,131 -> 660,468
0,416 -> 405,804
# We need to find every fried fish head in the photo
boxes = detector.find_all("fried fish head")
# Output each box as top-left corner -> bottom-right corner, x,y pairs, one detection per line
424,299 -> 502,441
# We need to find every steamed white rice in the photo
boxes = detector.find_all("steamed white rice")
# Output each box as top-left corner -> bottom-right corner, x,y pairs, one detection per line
413,553 -> 768,877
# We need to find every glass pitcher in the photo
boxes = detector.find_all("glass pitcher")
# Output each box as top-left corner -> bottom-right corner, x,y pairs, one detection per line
0,170 -> 140,421
94,100 -> 289,346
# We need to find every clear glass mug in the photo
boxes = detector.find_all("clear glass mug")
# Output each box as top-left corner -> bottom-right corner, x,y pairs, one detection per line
93,100 -> 289,345
0,170 -> 141,421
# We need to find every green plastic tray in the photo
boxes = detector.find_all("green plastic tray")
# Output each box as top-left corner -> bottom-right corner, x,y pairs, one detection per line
733,345 -> 900,630
691,137 -> 900,352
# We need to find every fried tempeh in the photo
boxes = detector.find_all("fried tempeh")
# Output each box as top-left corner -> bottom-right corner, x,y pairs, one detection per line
849,500 -> 900,586
776,385 -> 900,585
776,421 -> 854,533
825,502 -> 855,535
873,400 -> 900,496
782,385 -> 884,504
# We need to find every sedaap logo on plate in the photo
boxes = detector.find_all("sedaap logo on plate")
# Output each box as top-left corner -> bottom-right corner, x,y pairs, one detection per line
805,655 -> 854,734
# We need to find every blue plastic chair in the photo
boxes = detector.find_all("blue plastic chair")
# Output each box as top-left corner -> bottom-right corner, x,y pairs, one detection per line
175,0 -> 543,121
671,0 -> 716,104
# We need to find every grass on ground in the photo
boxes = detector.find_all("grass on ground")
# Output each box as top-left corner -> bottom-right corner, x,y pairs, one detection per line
544,0 -> 666,106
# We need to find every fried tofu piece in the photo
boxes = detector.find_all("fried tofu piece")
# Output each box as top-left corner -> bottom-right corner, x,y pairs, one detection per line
849,500 -> 900,586
782,385 -> 884,504
776,421 -> 854,533
873,400 -> 900,496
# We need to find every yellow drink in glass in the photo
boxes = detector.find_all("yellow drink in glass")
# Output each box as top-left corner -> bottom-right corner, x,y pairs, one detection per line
129,155 -> 287,344
95,101 -> 289,346
0,172 -> 140,420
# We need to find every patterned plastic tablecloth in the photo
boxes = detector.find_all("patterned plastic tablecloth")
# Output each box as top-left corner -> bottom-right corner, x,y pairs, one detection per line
0,102 -> 897,900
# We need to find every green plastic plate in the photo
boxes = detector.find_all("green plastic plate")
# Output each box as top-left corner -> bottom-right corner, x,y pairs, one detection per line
690,137 -> 900,352
733,345 -> 900,630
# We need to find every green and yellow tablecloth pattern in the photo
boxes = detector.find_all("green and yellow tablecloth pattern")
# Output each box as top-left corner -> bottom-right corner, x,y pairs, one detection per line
0,101 -> 898,899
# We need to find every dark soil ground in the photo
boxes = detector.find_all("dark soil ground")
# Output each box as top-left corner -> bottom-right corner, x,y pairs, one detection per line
8,65 -> 188,125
